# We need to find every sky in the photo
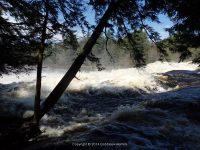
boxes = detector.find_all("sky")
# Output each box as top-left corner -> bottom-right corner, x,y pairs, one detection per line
147,14 -> 174,39
2,5 -> 174,41
83,7 -> 174,39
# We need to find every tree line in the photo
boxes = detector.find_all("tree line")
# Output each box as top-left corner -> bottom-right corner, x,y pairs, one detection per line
45,30 -> 200,69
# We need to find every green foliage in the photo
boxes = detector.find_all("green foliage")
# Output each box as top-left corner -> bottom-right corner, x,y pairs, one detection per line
120,30 -> 150,66
159,33 -> 200,62
89,0 -> 200,64
0,7 -> 37,75
147,0 -> 200,61
89,0 -> 165,66
0,0 -> 87,75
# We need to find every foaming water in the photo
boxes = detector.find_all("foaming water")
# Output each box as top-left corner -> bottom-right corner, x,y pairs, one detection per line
0,61 -> 198,97
145,61 -> 198,73
0,61 -> 200,149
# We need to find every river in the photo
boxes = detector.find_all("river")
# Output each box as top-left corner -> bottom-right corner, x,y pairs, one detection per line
0,61 -> 200,149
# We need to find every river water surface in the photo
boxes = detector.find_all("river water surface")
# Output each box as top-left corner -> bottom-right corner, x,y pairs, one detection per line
0,61 -> 200,149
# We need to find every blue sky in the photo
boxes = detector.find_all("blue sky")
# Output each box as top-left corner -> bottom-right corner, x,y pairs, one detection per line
147,14 -> 174,39
83,7 -> 174,39
2,3 -> 173,41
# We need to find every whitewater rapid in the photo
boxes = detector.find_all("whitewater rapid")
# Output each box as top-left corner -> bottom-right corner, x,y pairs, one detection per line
0,61 -> 200,149
0,61 -> 198,99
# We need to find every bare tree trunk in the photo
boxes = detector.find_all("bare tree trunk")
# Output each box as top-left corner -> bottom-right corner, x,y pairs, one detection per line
34,48 -> 43,126
39,1 -> 119,119
34,0 -> 49,126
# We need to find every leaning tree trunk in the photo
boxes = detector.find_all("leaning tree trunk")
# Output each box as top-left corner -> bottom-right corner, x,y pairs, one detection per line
34,0 -> 49,126
39,1 -> 119,119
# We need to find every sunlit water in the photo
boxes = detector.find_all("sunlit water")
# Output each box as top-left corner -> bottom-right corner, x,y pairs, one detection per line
0,61 -> 200,149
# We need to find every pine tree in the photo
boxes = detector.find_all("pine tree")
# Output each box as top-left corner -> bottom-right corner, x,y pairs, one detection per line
121,30 -> 150,66
1,0 -> 88,129
146,0 -> 200,61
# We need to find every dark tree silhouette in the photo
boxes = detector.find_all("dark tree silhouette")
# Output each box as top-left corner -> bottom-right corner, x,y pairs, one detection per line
0,0 -> 89,134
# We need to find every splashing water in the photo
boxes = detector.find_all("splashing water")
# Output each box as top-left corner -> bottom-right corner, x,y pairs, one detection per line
0,61 -> 198,97
0,61 -> 200,149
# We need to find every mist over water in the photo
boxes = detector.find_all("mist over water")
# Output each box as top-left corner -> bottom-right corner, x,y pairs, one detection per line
0,61 -> 197,95
0,61 -> 200,149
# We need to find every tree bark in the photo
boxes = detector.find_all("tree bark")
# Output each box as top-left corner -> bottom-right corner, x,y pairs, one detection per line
34,0 -> 49,125
39,1 -> 119,119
